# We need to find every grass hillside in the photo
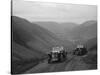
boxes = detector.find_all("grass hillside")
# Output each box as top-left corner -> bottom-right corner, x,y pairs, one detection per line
82,37 -> 97,69
35,22 -> 78,40
84,37 -> 97,50
67,20 -> 97,41
11,16 -> 73,74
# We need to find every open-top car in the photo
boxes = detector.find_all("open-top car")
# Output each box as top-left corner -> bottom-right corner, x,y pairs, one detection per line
73,45 -> 88,56
48,46 -> 67,63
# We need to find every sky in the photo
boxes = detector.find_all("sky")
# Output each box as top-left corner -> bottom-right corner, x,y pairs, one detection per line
12,0 -> 97,24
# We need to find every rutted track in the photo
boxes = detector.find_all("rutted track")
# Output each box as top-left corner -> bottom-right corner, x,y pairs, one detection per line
24,55 -> 75,74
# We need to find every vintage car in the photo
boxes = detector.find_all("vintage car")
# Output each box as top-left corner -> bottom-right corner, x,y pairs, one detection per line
48,46 -> 67,63
73,45 -> 88,56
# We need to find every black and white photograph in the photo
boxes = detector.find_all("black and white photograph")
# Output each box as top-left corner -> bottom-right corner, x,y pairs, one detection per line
11,0 -> 97,74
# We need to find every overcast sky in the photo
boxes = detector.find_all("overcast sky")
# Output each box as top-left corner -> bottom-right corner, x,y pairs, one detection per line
12,0 -> 97,24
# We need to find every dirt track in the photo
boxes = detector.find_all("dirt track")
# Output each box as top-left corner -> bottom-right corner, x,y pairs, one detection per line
24,55 -> 89,74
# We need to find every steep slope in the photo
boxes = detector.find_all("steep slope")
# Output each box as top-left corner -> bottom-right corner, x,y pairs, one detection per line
82,37 -> 97,69
12,16 -> 73,74
84,37 -> 97,50
12,16 -> 68,53
12,16 -> 74,58
67,20 -> 97,41
35,22 -> 78,40
34,22 -> 61,35
12,41 -> 44,74
11,16 -> 49,74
